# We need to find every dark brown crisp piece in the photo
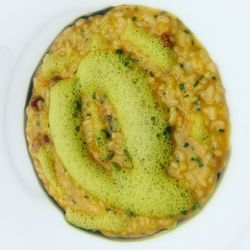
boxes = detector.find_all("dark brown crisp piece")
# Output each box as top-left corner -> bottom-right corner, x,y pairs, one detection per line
43,135 -> 50,143
30,96 -> 44,110
161,32 -> 171,47
51,75 -> 63,81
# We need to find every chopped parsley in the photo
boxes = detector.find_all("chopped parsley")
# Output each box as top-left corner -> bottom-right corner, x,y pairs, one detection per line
149,71 -> 155,77
178,83 -> 185,91
193,99 -> 201,112
115,49 -> 123,55
184,29 -> 191,35
192,203 -> 200,210
191,156 -> 204,167
183,142 -> 189,148
123,61 -> 129,67
193,76 -> 203,87
112,162 -> 121,171
131,16 -> 137,21
181,210 -> 188,215
197,161 -> 204,167
127,209 -> 136,217
219,129 -> 225,133
105,150 -> 114,160
124,149 -> 132,161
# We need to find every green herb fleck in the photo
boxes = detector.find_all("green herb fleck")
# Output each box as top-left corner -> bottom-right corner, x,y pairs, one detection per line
181,210 -> 188,215
124,149 -> 132,161
123,61 -> 129,67
149,71 -> 155,77
211,75 -> 217,80
219,129 -> 225,133
195,107 -> 201,112
193,76 -> 203,87
198,161 -> 204,167
127,209 -> 136,217
131,16 -> 137,21
178,83 -> 185,91
105,114 -> 112,123
183,142 -> 189,148
115,49 -> 123,55
112,162 -> 121,171
101,129 -> 112,139
192,203 -> 200,210
191,156 -> 204,167
105,150 -> 114,160
179,63 -> 185,68
184,29 -> 191,34
105,115 -> 118,132
184,94 -> 189,98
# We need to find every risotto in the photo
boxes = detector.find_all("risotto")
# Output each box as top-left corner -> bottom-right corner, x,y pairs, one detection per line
25,5 -> 230,238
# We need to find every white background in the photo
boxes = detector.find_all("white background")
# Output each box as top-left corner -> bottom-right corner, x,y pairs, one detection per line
0,0 -> 250,249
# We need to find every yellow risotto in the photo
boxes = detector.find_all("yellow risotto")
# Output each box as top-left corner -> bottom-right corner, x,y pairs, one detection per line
25,5 -> 230,238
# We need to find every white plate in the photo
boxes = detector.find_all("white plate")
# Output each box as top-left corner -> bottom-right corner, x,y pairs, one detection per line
1,0 -> 250,249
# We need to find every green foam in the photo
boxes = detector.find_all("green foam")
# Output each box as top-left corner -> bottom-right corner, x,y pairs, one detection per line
121,25 -> 176,71
86,34 -> 109,51
36,146 -> 63,195
49,52 -> 193,217
37,145 -> 127,233
42,53 -> 70,78
65,209 -> 127,233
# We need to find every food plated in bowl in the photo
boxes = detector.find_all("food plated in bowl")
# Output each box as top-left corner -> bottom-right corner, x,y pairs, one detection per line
25,4 -> 230,238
